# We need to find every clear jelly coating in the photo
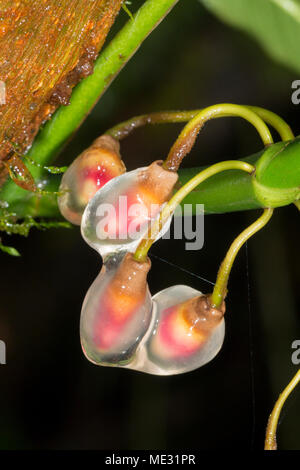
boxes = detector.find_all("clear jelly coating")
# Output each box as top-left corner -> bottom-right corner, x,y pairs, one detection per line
128,285 -> 225,375
58,135 -> 125,225
81,161 -> 178,257
80,251 -> 153,367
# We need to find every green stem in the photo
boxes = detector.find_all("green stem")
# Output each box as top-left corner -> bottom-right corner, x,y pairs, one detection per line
163,104 -> 274,171
180,138 -> 300,212
106,110 -> 200,139
4,137 -> 300,219
105,106 -> 294,141
177,153 -> 262,214
248,106 -> 294,141
133,160 -> 255,262
265,368 -> 300,450
211,208 -> 273,308
0,0 -> 179,205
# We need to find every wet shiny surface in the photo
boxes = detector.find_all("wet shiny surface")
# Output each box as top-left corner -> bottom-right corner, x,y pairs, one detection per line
58,135 -> 125,225
81,163 -> 176,257
129,285 -> 225,375
80,252 -> 153,366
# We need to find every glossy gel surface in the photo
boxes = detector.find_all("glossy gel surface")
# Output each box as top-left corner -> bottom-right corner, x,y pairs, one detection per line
58,136 -> 125,225
80,252 -> 153,366
129,285 -> 225,375
81,167 -> 173,258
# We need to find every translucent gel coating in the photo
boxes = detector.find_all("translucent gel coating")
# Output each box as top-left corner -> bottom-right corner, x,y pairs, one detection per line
81,161 -> 178,257
80,252 -> 153,367
58,135 -> 126,225
129,285 -> 225,375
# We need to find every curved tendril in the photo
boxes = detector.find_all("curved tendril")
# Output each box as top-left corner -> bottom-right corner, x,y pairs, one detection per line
133,160 -> 255,263
105,110 -> 200,140
211,207 -> 273,308
265,369 -> 300,450
163,104 -> 274,171
247,106 -> 294,141
105,104 -> 292,145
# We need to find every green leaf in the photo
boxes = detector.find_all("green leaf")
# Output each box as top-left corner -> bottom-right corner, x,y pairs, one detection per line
200,0 -> 300,73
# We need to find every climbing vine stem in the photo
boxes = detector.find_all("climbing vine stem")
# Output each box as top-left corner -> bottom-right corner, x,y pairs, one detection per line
211,207 -> 273,308
265,369 -> 300,450
105,106 -> 294,142
133,160 -> 255,262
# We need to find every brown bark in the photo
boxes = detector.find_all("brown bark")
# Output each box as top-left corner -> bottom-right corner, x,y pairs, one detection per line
0,0 -> 122,172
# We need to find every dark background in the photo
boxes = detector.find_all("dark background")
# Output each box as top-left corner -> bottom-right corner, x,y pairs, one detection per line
0,0 -> 299,450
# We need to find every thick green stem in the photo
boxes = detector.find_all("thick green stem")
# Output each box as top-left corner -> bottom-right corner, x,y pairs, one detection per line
211,208 -> 273,307
180,137 -> 300,213
3,136 -> 300,219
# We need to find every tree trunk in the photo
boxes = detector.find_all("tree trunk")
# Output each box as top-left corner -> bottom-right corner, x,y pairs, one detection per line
0,0 -> 122,184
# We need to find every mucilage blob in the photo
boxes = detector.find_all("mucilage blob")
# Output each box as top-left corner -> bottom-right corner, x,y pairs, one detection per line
81,160 -> 178,257
80,251 -> 153,367
128,285 -> 225,375
58,135 -> 126,225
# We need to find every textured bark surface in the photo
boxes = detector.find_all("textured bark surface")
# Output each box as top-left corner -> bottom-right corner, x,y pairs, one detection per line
0,0 -> 122,182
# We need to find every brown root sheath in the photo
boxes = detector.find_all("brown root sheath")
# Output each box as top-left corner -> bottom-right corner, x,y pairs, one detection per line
164,125 -> 202,171
76,135 -> 126,181
91,135 -> 121,155
110,252 -> 151,299
140,160 -> 178,203
183,294 -> 225,335
0,0 -> 123,185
